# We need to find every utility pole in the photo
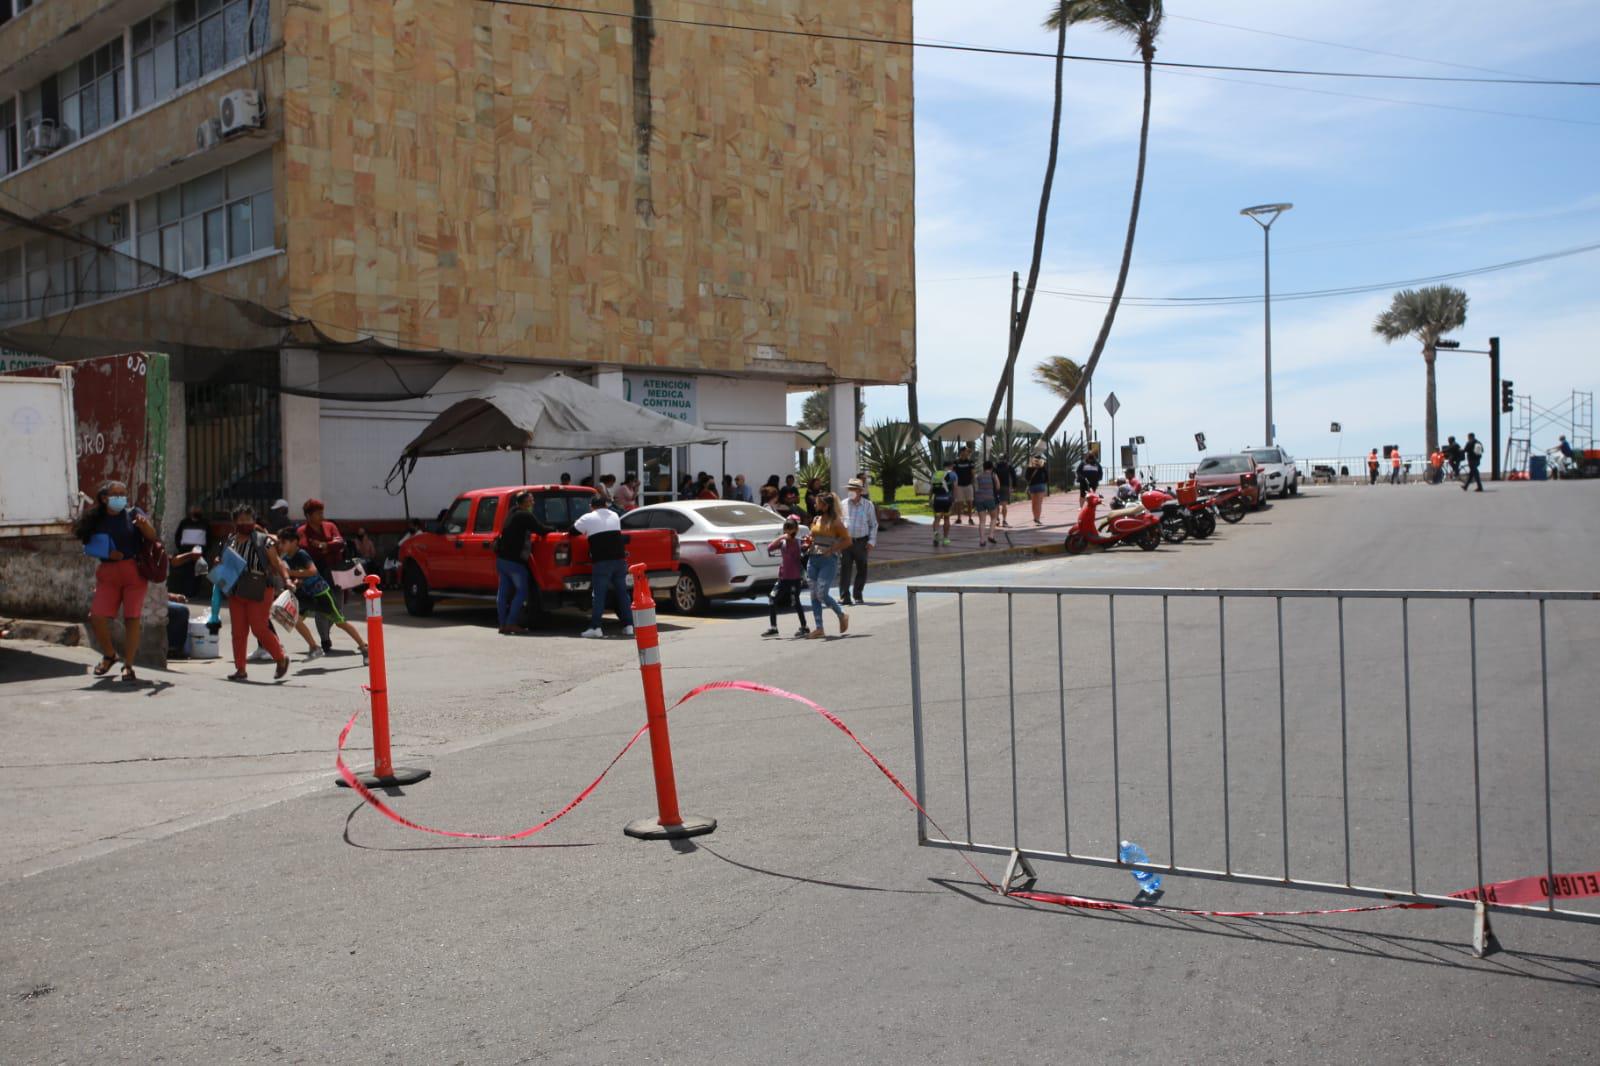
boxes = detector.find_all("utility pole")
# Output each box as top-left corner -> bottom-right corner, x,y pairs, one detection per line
1489,336 -> 1501,482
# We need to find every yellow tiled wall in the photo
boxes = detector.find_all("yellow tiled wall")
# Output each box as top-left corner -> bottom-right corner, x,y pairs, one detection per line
282,0 -> 915,383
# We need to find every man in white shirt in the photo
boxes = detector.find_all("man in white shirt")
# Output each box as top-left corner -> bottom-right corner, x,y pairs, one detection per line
838,478 -> 879,606
574,496 -> 635,637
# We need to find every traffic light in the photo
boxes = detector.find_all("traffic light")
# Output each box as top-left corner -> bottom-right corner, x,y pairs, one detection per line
1501,380 -> 1514,413
1436,339 -> 1461,349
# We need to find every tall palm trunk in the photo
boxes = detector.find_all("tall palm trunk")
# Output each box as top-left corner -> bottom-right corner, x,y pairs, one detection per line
1423,345 -> 1438,455
1041,36 -> 1154,441
906,379 -> 920,439
983,18 -> 1068,439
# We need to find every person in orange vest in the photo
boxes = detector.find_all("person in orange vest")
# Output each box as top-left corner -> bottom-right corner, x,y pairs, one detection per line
1429,450 -> 1444,484
1389,450 -> 1402,484
1367,449 -> 1380,486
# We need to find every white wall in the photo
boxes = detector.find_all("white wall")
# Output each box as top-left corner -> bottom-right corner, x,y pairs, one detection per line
318,368 -> 795,520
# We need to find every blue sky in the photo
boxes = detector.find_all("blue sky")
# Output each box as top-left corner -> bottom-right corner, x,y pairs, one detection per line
791,0 -> 1600,463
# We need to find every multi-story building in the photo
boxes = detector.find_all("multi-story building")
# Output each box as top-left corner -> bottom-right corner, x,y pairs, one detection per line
0,0 -> 915,522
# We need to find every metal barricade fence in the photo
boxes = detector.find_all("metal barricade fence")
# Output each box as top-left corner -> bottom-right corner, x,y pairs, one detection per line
905,584 -> 1600,949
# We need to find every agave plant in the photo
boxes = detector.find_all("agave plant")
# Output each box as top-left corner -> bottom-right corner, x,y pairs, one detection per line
797,454 -> 831,490
860,420 -> 929,505
1044,432 -> 1087,490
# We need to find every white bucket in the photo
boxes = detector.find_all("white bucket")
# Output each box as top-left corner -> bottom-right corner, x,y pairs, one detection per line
187,619 -> 222,659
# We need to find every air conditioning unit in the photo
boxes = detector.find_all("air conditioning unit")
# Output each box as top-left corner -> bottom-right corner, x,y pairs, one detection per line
23,120 -> 63,159
195,117 -> 221,151
218,89 -> 263,136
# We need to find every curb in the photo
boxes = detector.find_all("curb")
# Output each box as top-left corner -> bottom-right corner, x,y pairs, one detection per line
870,540 -> 1065,583
1,618 -> 83,645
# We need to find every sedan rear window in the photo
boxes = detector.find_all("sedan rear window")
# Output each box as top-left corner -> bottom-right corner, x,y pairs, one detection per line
1248,449 -> 1281,464
1198,456 -> 1250,475
696,504 -> 782,529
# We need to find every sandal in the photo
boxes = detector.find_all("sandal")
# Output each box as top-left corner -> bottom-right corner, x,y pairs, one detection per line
93,655 -> 117,676
274,657 -> 291,680
120,664 -> 138,683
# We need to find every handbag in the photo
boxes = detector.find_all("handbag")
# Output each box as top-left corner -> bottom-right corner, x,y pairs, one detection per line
330,561 -> 367,590
270,588 -> 301,628
233,570 -> 271,601
136,538 -> 170,583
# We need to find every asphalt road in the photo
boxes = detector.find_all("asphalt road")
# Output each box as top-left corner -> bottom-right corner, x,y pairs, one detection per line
2,481 -> 1597,1063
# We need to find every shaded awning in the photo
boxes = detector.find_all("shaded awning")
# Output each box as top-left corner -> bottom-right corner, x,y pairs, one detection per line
400,373 -> 724,462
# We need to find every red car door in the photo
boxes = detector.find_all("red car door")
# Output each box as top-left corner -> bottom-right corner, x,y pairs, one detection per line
457,492 -> 506,591
427,495 -> 476,588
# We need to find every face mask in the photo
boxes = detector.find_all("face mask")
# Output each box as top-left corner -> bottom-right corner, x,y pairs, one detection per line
236,522 -> 255,535
106,495 -> 128,514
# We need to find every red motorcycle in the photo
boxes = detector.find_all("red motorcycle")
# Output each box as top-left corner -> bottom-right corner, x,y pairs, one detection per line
1174,478 -> 1241,527
1143,485 -> 1218,541
1065,493 -> 1163,554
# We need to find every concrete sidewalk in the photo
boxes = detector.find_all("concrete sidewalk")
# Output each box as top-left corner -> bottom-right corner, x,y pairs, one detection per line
870,489 -> 1080,579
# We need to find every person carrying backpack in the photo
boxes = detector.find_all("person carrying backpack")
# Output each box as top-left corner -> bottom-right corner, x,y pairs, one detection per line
1463,433 -> 1485,492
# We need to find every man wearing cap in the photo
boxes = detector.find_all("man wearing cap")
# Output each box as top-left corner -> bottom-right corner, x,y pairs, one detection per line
268,499 -> 292,535
838,478 -> 878,607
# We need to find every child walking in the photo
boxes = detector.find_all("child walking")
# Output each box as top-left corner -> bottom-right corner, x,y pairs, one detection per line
762,517 -> 810,637
278,527 -> 368,662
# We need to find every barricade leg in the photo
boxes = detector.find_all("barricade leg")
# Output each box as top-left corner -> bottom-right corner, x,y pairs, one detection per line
338,575 -> 431,789
624,564 -> 716,840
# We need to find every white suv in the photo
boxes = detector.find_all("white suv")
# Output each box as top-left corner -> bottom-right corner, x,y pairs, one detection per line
1247,446 -> 1299,497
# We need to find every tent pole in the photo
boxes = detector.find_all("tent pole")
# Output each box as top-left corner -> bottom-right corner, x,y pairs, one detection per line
521,448 -> 527,484
721,441 -> 727,496
402,461 -> 411,520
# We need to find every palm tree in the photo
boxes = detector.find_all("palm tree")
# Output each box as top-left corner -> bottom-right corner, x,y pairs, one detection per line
1372,285 -> 1469,455
1038,0 -> 1164,442
982,10 -> 1069,440
1033,355 -> 1093,443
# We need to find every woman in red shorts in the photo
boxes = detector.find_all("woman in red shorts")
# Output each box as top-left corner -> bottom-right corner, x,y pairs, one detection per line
77,480 -> 159,682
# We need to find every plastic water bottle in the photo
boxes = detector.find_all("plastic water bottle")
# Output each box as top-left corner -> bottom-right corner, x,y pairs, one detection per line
1119,840 -> 1162,896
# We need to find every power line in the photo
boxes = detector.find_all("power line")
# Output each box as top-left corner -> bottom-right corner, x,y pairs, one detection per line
1165,13 -> 1533,79
1163,67 -> 1600,128
1032,239 -> 1600,307
473,0 -> 1600,88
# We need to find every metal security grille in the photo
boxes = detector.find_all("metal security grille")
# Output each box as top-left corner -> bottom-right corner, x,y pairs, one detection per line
185,380 -> 281,517
905,584 -> 1600,951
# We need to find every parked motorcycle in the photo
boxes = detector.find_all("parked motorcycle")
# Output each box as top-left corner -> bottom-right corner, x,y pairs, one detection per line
1138,488 -> 1204,543
1171,478 -> 1235,530
1065,493 -> 1163,554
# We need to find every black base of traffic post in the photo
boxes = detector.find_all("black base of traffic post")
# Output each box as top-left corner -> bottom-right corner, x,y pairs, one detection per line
338,766 -> 432,788
624,815 -> 717,840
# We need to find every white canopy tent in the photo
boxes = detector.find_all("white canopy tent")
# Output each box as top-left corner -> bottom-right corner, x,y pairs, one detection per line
390,373 -> 725,513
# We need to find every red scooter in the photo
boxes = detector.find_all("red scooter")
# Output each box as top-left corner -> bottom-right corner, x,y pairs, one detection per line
1064,493 -> 1163,554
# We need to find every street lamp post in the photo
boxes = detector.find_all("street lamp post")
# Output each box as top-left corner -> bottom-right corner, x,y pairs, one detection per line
1241,203 -> 1293,446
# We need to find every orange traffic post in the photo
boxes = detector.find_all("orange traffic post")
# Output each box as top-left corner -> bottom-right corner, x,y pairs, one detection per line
337,574 -> 431,789
623,563 -> 716,840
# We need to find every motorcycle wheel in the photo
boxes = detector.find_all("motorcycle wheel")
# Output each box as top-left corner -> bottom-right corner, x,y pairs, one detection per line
1161,516 -> 1188,544
1136,526 -> 1162,551
1192,510 -> 1217,538
1064,531 -> 1089,555
1219,498 -> 1247,524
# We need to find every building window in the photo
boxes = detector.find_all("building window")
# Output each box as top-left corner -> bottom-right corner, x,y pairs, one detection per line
136,150 -> 273,277
132,0 -> 268,111
58,39 -> 125,141
0,208 -> 131,322
0,101 -> 17,178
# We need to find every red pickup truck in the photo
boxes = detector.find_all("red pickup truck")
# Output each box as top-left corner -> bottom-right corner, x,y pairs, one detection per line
397,485 -> 680,624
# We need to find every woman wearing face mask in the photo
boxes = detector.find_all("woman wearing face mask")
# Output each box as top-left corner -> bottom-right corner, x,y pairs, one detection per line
223,505 -> 291,681
76,480 -> 159,681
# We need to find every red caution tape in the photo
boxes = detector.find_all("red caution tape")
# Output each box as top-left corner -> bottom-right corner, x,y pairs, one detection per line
335,680 -> 1600,918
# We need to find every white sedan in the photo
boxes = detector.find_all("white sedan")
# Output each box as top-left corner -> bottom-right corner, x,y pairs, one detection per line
1246,445 -> 1300,497
620,501 -> 787,612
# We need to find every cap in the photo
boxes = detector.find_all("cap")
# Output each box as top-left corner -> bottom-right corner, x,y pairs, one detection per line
271,499 -> 289,510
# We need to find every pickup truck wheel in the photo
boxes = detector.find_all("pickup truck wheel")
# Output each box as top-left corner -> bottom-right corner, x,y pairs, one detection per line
402,562 -> 435,617
669,569 -> 705,614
